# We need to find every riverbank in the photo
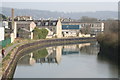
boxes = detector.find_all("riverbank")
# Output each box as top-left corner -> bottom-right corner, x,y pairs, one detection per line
2,37 -> 96,80
97,33 -> 119,78
97,33 -> 118,63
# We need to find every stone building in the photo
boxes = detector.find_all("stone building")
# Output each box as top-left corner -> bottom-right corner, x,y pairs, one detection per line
34,20 -> 57,30
34,19 -> 104,38
14,16 -> 33,21
56,19 -> 63,38
34,20 -> 58,38
16,21 -> 36,39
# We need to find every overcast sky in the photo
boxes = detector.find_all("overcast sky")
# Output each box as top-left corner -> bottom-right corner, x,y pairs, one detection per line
1,0 -> 119,2
1,1 -> 118,12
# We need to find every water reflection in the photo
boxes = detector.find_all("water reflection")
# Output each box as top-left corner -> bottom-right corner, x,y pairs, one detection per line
18,42 -> 99,66
14,42 -> 118,78
97,51 -> 118,78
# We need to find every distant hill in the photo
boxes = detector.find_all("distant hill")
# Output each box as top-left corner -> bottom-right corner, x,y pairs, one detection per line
1,7 -> 118,20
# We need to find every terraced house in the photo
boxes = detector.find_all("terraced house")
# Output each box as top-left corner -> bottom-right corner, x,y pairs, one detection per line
34,19 -> 104,38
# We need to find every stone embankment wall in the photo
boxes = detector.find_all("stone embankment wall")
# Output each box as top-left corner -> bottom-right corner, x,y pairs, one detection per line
2,37 -> 96,79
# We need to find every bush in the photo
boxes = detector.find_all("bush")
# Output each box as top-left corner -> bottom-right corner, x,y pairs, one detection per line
33,27 -> 48,39
97,33 -> 118,47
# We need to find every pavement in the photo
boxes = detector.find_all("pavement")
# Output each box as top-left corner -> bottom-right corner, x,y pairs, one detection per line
4,43 -> 20,56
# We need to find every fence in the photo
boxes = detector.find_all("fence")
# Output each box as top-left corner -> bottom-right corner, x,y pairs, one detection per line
0,38 -> 11,48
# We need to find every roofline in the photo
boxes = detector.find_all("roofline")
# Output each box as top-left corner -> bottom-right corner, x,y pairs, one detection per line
61,21 -> 103,23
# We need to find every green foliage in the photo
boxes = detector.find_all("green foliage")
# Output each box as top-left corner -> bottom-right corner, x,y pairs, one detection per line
0,14 -> 7,20
33,27 -> 48,39
33,48 -> 48,59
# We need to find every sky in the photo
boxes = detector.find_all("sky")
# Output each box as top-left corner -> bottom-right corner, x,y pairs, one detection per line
0,0 -> 119,13
1,0 -> 120,2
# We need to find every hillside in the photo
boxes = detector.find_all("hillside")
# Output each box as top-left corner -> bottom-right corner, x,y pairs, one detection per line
1,7 -> 118,20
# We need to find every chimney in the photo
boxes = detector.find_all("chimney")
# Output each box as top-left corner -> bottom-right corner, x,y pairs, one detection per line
12,8 -> 14,30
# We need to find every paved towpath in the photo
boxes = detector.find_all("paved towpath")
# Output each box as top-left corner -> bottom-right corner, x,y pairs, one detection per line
0,43 -> 20,79
4,43 -> 20,56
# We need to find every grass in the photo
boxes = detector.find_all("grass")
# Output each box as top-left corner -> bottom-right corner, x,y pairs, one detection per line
2,38 -> 34,71
2,38 -> 41,72
4,43 -> 14,49
2,51 -> 13,71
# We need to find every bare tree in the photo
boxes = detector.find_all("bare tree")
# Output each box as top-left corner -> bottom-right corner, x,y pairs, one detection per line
80,16 -> 98,22
104,19 -> 118,33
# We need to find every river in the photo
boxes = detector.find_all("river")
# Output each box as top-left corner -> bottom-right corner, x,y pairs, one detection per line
13,42 -> 118,78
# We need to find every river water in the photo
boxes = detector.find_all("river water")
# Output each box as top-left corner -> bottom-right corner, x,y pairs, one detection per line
13,42 -> 118,78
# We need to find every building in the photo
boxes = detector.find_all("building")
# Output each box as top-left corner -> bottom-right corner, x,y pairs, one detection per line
60,20 -> 104,37
0,27 -> 4,41
0,21 -> 6,41
34,18 -> 104,38
4,21 -> 36,40
56,19 -> 63,38
16,21 -> 36,39
34,19 -> 57,31
14,16 -> 33,21
62,25 -> 80,37
0,21 -> 12,48
34,20 -> 58,38
3,21 -> 9,28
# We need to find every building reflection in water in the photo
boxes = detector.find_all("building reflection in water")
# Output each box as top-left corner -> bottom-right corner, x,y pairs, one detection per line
18,42 -> 99,66
80,42 -> 99,55
29,53 -> 36,66
36,46 -> 62,64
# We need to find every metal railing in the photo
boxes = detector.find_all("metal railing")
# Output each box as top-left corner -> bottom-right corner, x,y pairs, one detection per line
0,38 -> 11,48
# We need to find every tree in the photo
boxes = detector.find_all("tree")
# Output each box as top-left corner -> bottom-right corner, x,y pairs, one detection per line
80,16 -> 98,22
0,14 -> 7,20
33,27 -> 48,39
80,26 -> 91,34
104,19 -> 118,33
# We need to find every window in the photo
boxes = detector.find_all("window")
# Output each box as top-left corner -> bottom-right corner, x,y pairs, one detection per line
37,22 -> 41,26
66,32 -> 68,33
92,24 -> 94,27
53,22 -> 56,26
45,22 -> 49,26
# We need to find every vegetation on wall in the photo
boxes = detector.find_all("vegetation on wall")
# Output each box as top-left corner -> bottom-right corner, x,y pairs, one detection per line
33,27 -> 48,39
